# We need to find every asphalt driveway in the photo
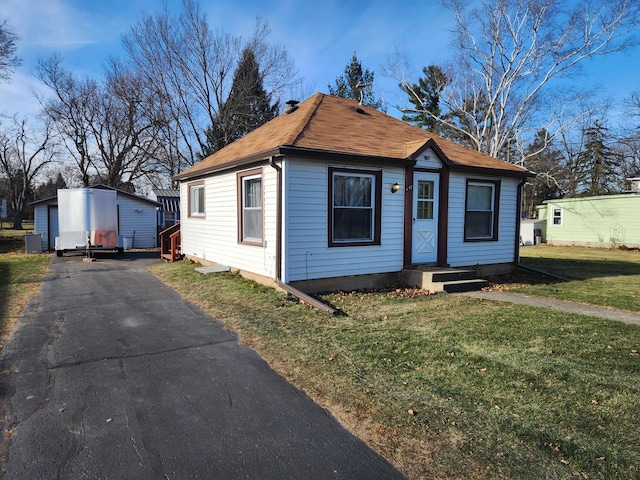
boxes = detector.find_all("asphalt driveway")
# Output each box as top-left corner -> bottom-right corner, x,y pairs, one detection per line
0,252 -> 404,479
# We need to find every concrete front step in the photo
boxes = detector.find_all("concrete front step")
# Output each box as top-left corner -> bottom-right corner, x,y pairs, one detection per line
442,278 -> 489,293
431,269 -> 478,283
400,267 -> 488,293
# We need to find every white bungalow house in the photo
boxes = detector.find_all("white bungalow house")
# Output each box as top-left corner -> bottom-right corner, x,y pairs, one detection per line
174,93 -> 530,293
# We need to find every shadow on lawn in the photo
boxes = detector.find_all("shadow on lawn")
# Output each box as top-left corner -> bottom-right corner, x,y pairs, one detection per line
486,267 -> 560,289
519,257 -> 640,280
0,262 -> 8,329
0,238 -> 22,255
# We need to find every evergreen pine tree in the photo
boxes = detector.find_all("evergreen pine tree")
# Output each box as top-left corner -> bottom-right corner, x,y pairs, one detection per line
202,47 -> 279,157
328,52 -> 385,111
522,130 -> 564,217
577,122 -> 617,196
400,65 -> 448,131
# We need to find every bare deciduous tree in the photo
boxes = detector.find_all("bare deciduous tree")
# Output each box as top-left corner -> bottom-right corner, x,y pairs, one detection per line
122,0 -> 299,175
390,0 -> 640,162
37,56 -> 164,189
0,19 -> 21,83
36,55 -> 96,186
0,116 -> 58,228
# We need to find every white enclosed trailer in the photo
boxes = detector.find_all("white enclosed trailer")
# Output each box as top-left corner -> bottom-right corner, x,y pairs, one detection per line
55,188 -> 122,256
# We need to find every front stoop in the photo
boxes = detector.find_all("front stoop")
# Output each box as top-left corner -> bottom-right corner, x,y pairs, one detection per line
400,267 -> 489,293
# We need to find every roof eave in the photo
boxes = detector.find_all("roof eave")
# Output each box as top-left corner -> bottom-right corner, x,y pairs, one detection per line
413,138 -> 531,177
29,185 -> 162,207
448,163 -> 533,178
278,146 -> 414,166
173,148 -> 283,182
174,146 -> 415,182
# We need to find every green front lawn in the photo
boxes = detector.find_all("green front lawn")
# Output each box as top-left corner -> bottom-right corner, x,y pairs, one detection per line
0,225 -> 49,342
514,245 -> 640,312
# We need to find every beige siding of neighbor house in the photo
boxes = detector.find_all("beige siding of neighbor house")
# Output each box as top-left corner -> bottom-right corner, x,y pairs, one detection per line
180,166 -> 278,279
283,157 -> 405,283
446,173 -> 519,267
544,194 -> 640,248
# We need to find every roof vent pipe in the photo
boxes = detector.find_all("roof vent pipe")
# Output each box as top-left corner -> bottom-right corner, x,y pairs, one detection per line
355,81 -> 371,105
285,99 -> 299,114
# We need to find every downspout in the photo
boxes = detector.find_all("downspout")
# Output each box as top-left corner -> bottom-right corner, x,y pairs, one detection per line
268,156 -> 282,281
269,156 -> 337,314
514,176 -> 568,281
514,177 -> 526,267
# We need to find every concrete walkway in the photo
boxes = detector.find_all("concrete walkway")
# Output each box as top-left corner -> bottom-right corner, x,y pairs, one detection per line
460,290 -> 640,326
0,252 -> 405,479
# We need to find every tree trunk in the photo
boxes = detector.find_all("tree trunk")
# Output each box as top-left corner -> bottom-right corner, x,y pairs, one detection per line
12,210 -> 23,230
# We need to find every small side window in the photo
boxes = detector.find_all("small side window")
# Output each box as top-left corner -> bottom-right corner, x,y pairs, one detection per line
237,168 -> 263,245
188,182 -> 205,217
552,207 -> 563,226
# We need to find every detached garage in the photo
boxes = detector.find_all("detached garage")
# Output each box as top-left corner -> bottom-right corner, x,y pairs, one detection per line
31,185 -> 160,252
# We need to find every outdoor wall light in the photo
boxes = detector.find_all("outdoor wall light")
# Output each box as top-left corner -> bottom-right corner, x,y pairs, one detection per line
391,182 -> 401,193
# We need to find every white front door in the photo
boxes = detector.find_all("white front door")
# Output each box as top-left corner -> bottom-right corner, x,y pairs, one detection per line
411,172 -> 439,264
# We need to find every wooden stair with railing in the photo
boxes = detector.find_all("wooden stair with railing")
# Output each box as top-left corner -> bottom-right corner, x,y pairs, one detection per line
160,222 -> 182,262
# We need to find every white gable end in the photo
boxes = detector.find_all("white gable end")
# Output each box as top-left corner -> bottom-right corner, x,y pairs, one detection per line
414,148 -> 442,169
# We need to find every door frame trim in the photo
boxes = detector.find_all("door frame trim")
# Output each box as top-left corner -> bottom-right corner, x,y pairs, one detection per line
403,164 -> 450,267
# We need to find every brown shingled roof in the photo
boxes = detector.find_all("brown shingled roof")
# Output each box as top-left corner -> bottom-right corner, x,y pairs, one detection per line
175,93 -> 528,180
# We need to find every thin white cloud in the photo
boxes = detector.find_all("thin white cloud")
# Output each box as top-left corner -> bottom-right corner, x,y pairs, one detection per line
3,0 -> 102,51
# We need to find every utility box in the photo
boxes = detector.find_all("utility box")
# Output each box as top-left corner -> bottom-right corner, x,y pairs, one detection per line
520,219 -> 546,246
56,188 -> 120,256
25,234 -> 43,254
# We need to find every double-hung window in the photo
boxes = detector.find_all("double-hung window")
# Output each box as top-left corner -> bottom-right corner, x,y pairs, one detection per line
552,207 -> 563,226
238,169 -> 263,244
328,167 -> 381,246
188,182 -> 205,217
464,179 -> 500,241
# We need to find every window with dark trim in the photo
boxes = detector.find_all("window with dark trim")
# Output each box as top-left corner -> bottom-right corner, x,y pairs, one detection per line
237,168 -> 263,245
464,179 -> 500,241
328,167 -> 382,247
188,181 -> 205,217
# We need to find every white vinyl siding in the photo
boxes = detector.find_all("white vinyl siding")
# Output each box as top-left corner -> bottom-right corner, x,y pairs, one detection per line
447,173 -> 519,267
283,158 -> 404,282
415,148 -> 442,169
180,166 -> 277,279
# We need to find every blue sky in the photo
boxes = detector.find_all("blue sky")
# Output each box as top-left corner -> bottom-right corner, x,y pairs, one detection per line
1,0 -> 639,123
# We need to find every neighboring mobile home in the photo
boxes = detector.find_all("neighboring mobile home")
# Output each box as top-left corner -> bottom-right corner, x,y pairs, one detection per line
31,185 -> 160,252
537,193 -> 640,248
174,93 -> 530,292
